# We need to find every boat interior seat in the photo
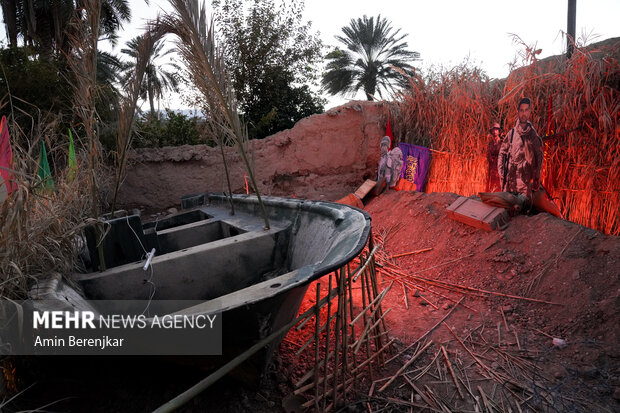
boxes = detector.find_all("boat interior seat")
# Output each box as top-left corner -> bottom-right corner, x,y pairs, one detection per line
85,214 -> 147,271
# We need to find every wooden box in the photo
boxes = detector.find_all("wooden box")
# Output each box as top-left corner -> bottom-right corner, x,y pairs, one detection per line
446,196 -> 509,231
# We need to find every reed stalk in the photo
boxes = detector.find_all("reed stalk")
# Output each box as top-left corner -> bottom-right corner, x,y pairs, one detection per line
154,0 -> 269,228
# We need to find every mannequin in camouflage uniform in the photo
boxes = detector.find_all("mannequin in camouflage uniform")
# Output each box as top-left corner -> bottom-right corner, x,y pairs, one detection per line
498,97 -> 544,210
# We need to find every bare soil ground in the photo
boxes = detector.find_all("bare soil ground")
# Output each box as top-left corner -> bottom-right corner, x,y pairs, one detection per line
272,190 -> 619,412
4,190 -> 619,412
346,190 -> 620,412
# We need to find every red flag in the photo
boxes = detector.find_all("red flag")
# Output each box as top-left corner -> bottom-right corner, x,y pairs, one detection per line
0,116 -> 17,196
385,116 -> 394,149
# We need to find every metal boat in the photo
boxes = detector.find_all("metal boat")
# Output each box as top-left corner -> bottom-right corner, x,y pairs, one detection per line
30,194 -> 370,379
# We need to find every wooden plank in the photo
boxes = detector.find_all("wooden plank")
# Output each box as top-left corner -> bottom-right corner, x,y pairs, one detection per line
354,179 -> 376,200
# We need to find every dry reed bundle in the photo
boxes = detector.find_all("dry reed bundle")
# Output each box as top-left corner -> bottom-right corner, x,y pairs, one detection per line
153,0 -> 269,228
394,37 -> 619,235
425,153 -> 487,195
0,122 -> 97,299
395,60 -> 503,154
1,0 -> 114,298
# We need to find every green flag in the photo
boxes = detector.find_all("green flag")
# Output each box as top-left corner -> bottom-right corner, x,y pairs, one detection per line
68,129 -> 77,181
37,141 -> 55,192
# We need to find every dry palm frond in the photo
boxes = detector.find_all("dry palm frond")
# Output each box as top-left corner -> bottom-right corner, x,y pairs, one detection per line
153,0 -> 269,228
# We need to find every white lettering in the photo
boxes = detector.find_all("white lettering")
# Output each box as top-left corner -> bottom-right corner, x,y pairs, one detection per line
206,314 -> 217,328
51,311 -> 64,328
33,311 -> 48,329
82,311 -> 96,328
34,335 -> 65,346
33,311 -> 97,329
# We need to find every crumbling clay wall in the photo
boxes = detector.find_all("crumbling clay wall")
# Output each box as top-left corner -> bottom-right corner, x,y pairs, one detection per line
116,101 -> 387,210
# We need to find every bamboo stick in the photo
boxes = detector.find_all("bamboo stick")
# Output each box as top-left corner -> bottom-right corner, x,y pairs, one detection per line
295,312 -> 337,355
313,283 -> 321,411
295,350 -> 333,388
350,308 -> 392,352
351,338 -> 396,374
352,245 -> 380,281
387,297 -> 464,364
390,247 -> 433,259
295,284 -> 339,331
513,328 -> 521,351
441,346 -> 464,400
359,257 -> 374,382
353,286 -> 393,354
293,361 -> 355,395
302,377 -> 355,409
500,307 -> 510,331
379,340 -> 434,392
349,283 -> 391,326
322,274 -> 332,412
403,375 -> 440,411
346,263 -> 360,388
367,230 -> 389,357
408,273 -> 563,305
340,266 -> 349,404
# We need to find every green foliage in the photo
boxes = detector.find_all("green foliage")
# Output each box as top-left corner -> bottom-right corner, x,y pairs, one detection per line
0,46 -> 67,107
322,15 -> 420,100
0,47 -> 70,145
212,0 -> 325,139
0,0 -> 131,53
133,109 -> 206,148
0,46 -> 122,154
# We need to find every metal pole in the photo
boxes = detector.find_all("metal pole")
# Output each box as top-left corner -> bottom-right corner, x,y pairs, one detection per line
567,0 -> 576,59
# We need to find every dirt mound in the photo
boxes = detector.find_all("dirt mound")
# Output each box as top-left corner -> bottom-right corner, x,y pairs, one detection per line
356,189 -> 620,410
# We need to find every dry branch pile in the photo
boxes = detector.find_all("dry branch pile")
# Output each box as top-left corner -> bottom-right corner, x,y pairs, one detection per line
282,237 -> 393,412
392,39 -> 620,235
358,228 -> 615,413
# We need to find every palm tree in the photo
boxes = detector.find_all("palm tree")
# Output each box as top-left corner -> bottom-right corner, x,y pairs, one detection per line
322,15 -> 420,100
0,0 -> 131,54
121,35 -> 181,118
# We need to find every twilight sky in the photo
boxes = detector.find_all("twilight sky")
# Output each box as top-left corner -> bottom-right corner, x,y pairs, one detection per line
109,0 -> 620,109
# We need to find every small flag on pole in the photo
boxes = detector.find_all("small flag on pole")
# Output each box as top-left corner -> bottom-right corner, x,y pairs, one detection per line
385,116 -> 394,149
68,129 -> 77,181
0,115 -> 17,197
37,140 -> 55,192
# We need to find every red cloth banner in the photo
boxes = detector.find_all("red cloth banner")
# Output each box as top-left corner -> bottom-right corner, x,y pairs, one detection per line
385,116 -> 394,149
0,116 -> 17,195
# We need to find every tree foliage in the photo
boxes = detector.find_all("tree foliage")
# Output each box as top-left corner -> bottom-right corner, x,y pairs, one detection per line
133,109 -> 204,148
211,0 -> 325,139
322,15 -> 420,100
0,0 -> 131,55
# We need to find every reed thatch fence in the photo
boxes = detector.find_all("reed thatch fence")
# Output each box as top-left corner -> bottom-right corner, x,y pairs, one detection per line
390,38 -> 620,235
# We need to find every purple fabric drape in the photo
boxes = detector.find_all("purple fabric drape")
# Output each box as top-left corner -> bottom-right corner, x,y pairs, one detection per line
398,143 -> 431,192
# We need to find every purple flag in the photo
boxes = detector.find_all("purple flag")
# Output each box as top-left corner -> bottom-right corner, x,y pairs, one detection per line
398,143 -> 431,192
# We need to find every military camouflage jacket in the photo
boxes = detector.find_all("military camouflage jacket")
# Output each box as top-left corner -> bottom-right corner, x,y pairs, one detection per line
497,119 -> 544,200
